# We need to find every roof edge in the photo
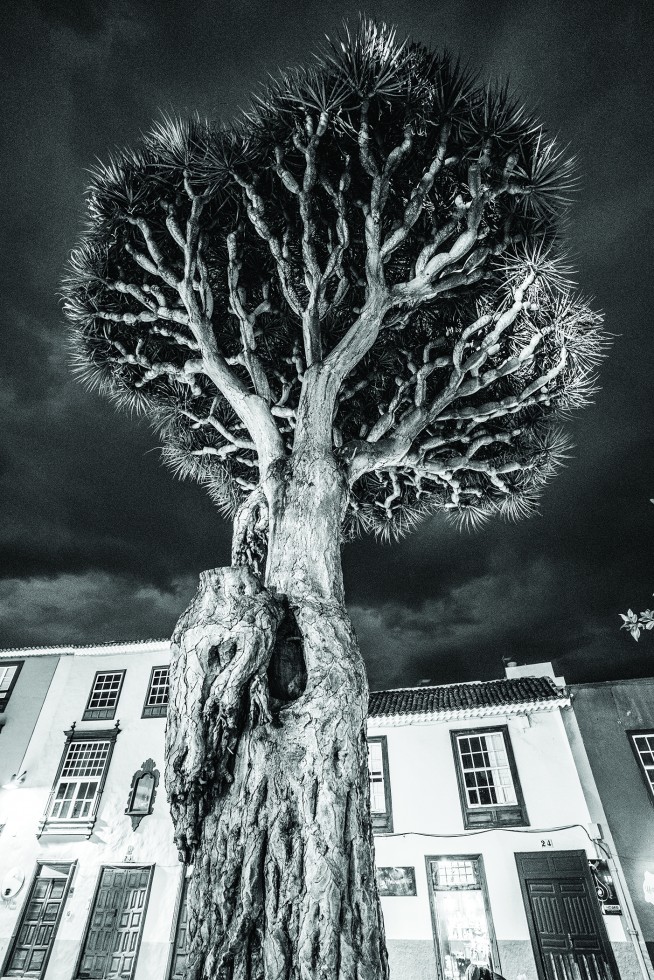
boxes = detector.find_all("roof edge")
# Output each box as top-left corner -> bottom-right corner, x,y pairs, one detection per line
0,639 -> 171,658
369,696 -> 571,725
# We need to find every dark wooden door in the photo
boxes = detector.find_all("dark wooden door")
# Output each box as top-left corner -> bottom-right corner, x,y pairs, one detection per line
78,867 -> 151,979
5,864 -> 72,977
517,852 -> 618,980
169,877 -> 189,980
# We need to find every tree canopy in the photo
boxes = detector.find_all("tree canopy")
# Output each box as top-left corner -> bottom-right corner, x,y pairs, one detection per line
63,18 -> 605,540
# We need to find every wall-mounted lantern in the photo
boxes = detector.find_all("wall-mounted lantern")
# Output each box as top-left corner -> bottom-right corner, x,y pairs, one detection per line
2,771 -> 27,790
125,759 -> 159,830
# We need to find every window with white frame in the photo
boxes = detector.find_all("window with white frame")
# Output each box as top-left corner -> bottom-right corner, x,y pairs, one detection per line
451,726 -> 528,828
0,660 -> 23,711
630,731 -> 654,799
83,670 -> 125,721
142,666 -> 169,718
50,741 -> 110,820
368,737 -> 393,832
39,727 -> 119,837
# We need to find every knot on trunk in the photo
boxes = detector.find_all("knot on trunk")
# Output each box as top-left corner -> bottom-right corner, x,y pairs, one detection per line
165,566 -> 283,863
231,486 -> 269,579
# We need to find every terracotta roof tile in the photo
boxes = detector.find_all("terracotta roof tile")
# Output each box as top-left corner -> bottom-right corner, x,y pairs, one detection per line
369,676 -> 563,717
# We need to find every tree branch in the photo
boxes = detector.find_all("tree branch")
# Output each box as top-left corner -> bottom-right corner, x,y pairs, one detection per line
235,173 -> 304,319
380,121 -> 450,261
226,231 -> 274,401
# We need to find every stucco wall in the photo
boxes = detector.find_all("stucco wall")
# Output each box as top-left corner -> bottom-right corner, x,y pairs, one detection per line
0,653 -> 635,980
571,680 -> 654,953
0,644 -> 180,979
369,708 -> 628,980
0,655 -> 59,789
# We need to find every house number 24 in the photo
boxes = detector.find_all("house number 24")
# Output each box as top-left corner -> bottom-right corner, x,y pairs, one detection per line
540,839 -> 553,848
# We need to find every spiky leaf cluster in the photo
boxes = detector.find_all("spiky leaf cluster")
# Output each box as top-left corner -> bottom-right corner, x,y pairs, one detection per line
63,18 -> 605,537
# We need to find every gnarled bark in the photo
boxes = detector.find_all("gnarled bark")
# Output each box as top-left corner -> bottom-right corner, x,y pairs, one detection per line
165,455 -> 388,980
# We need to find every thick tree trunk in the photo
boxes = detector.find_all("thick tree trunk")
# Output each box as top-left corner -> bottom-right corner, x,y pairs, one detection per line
165,449 -> 389,980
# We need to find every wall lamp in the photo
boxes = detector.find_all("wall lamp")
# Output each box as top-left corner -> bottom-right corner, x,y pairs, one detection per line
2,771 -> 27,790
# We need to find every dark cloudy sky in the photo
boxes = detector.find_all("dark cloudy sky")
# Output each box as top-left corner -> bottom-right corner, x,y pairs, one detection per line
1,0 -> 653,690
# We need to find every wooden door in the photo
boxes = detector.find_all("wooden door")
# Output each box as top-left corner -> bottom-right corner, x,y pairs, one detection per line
5,864 -> 73,977
78,867 -> 152,979
169,877 -> 189,980
517,852 -> 618,980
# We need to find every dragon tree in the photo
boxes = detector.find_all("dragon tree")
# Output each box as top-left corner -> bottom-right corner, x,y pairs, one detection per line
63,19 -> 605,980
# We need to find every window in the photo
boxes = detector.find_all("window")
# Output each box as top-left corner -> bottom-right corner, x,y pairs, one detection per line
0,660 -> 23,711
629,730 -> 654,800
427,855 -> 499,980
451,726 -> 528,828
83,670 -> 125,721
142,666 -> 169,718
368,736 -> 393,832
38,726 -> 119,837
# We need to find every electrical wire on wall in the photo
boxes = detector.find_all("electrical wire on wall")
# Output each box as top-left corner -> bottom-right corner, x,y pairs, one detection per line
380,823 -> 610,858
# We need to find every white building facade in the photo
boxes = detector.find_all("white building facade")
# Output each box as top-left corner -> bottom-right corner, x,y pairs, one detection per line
369,665 -> 644,980
0,645 -> 646,980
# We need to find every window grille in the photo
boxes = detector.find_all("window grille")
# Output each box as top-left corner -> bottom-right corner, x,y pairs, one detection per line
83,671 -> 125,720
451,726 -> 528,828
369,741 -> 386,812
0,661 -> 23,709
49,741 -> 111,821
431,858 -> 480,890
367,737 -> 393,832
142,666 -> 169,718
38,727 -> 119,838
630,731 -> 654,797
456,732 -> 518,807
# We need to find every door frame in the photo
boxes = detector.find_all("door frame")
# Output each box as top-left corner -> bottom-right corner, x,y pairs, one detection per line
165,868 -> 190,980
515,849 -> 620,980
1,860 -> 77,979
73,864 -> 154,980
425,853 -> 501,980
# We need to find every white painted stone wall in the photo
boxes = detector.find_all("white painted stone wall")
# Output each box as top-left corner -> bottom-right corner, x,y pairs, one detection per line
0,654 -> 59,789
0,646 -> 641,980
369,708 -> 635,980
0,643 -> 181,980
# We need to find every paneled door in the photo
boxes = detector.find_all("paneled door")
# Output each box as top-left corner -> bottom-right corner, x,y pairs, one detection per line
516,851 -> 618,980
169,876 -> 189,980
4,863 -> 74,977
77,866 -> 152,979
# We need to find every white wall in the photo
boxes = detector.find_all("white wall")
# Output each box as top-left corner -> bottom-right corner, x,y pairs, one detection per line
0,654 -> 632,980
0,654 -> 59,788
369,708 -> 628,952
0,644 -> 181,980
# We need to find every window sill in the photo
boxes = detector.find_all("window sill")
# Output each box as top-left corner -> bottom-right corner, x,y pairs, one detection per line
142,705 -> 167,719
463,805 -> 528,829
37,817 -> 96,839
82,708 -> 117,721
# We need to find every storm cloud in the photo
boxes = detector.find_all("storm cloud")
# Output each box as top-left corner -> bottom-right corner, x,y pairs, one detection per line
1,0 -> 652,687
